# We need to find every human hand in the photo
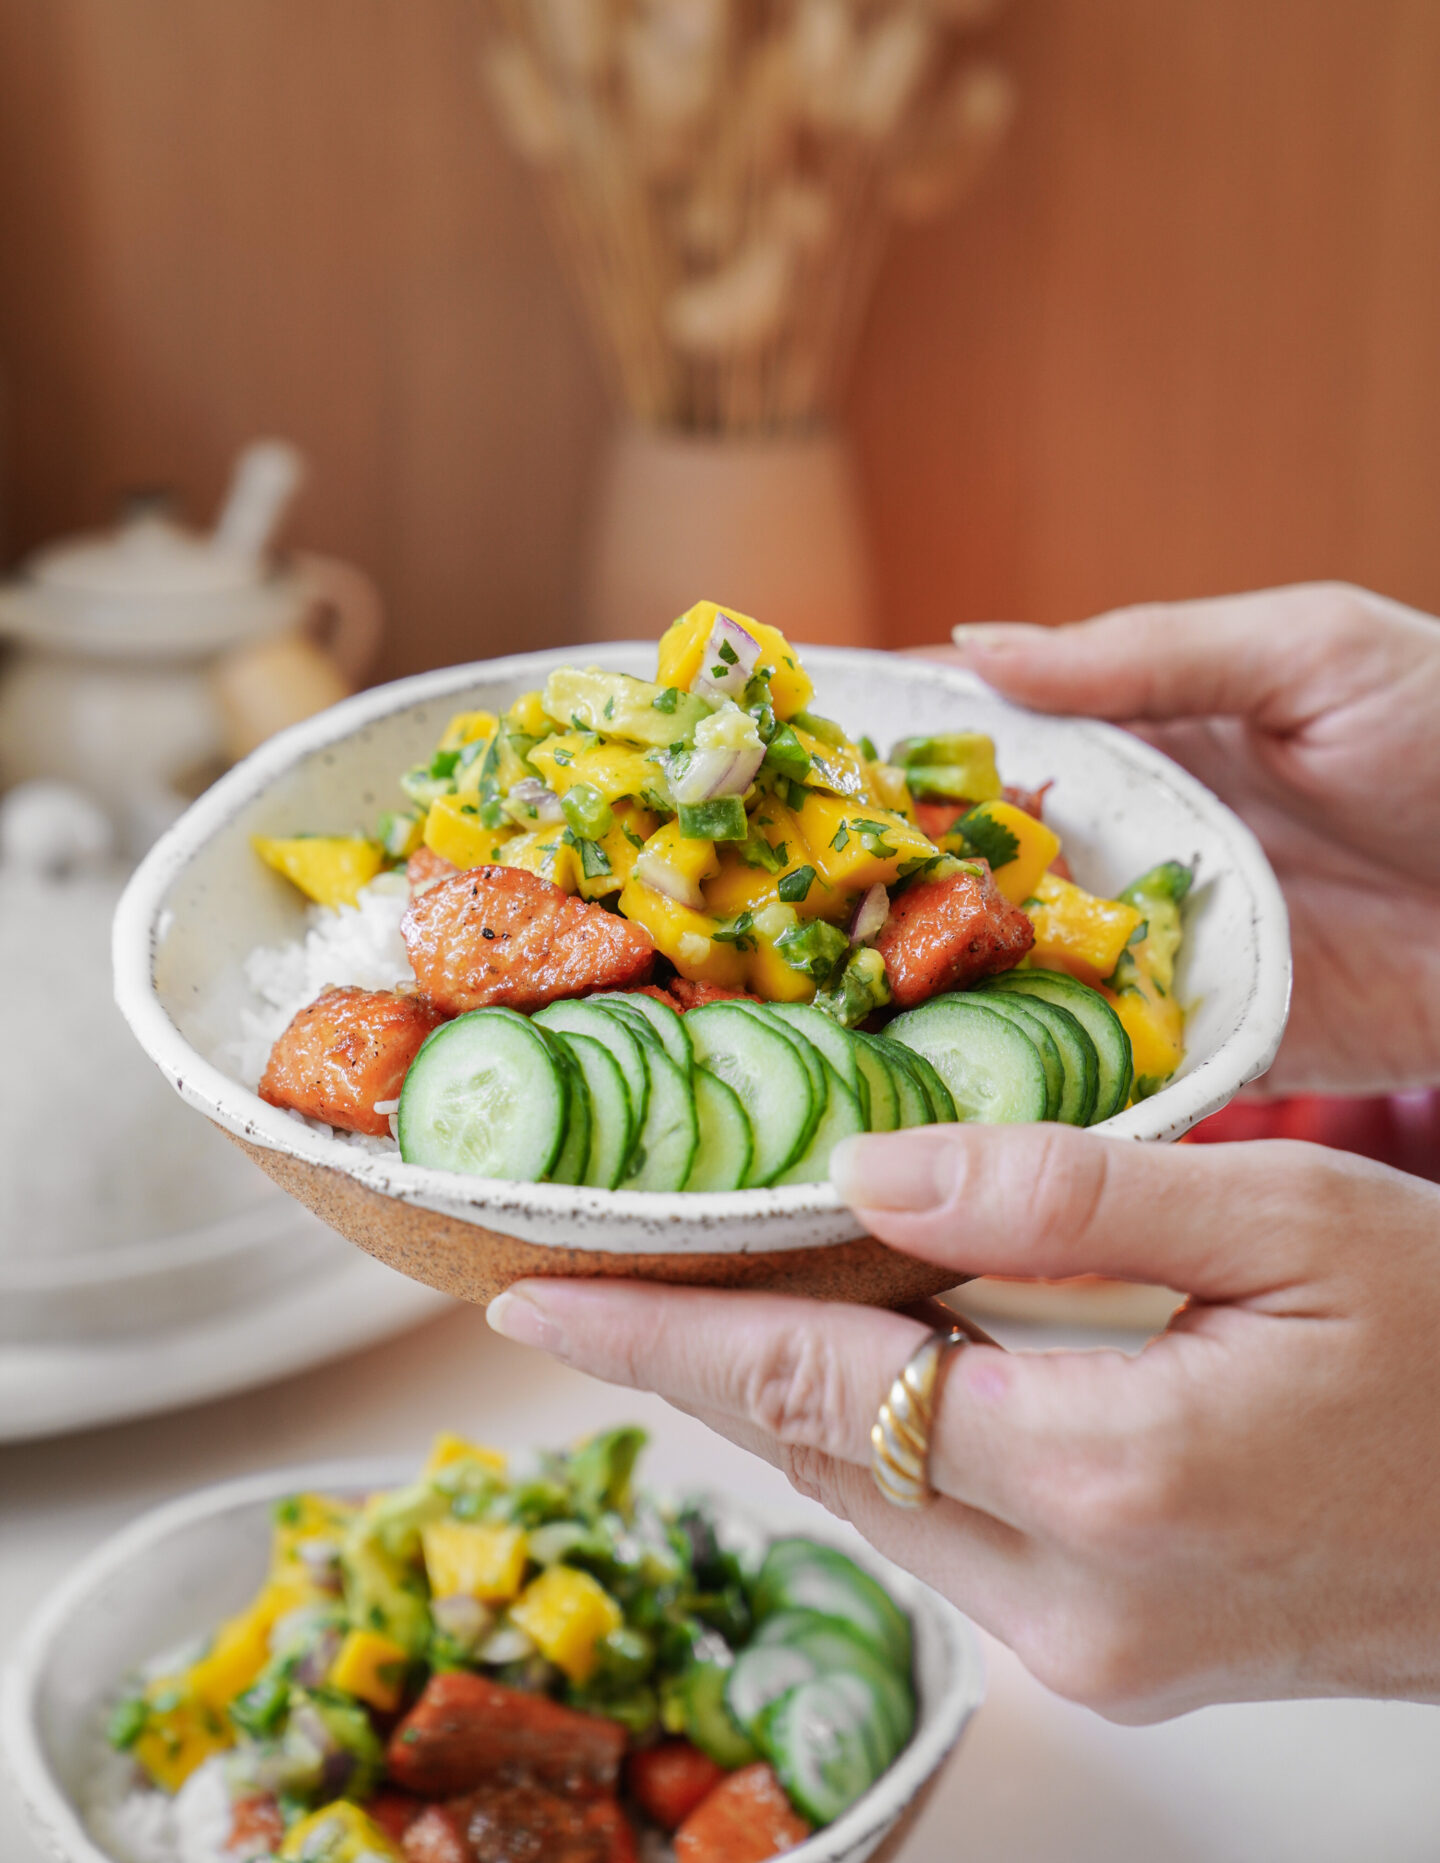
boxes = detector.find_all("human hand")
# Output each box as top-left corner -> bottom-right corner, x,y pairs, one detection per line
936,584 -> 1440,1095
487,1124 -> 1440,1722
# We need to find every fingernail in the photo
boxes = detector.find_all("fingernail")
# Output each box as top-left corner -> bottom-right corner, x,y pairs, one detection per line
830,1132 -> 958,1213
950,622 -> 1043,655
487,1287 -> 565,1353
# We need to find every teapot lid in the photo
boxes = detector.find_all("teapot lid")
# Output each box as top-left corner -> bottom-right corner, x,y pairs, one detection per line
29,501 -> 265,600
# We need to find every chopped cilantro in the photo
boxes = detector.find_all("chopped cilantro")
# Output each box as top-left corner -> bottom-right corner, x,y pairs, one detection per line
578,838 -> 613,879
107,1696 -> 150,1751
830,824 -> 850,852
622,825 -> 648,850
764,724 -> 811,785
785,779 -> 809,812
717,638 -> 739,665
652,687 -> 682,713
428,748 -> 461,780
552,746 -> 574,766
956,805 -> 1020,870
712,910 -> 755,950
604,696 -> 616,720
777,864 -> 816,903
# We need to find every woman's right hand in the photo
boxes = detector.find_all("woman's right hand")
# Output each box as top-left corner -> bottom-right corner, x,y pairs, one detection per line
942,583 -> 1440,1096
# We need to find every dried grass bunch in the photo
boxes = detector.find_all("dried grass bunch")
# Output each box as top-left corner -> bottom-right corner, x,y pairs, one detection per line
483,0 -> 1014,433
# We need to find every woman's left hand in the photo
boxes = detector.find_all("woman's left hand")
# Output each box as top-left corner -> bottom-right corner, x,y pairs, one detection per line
487,1122 -> 1440,1724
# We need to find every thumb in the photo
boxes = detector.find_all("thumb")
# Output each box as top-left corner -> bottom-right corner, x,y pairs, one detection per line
830,1124 -> 1352,1301
950,586 -> 1375,729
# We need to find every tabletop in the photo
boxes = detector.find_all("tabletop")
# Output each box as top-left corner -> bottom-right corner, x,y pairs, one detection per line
3,1292 -> 1438,1863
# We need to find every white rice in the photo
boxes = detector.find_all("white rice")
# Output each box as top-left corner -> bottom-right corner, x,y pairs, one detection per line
84,1752 -> 239,1863
228,873 -> 416,1156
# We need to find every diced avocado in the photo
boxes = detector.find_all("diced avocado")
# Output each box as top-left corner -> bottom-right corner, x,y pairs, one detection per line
891,731 -> 1001,803
308,1691 -> 385,1799
790,709 -> 849,748
814,946 -> 891,1027
775,918 -> 849,984
360,1480 -> 449,1564
340,1527 -> 432,1655
1116,860 -> 1194,994
543,668 -> 712,747
565,1425 -> 648,1516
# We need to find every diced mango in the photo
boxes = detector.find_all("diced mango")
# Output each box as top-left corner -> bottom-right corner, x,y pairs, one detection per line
508,690 -> 551,737
963,799 -> 1062,907
421,1519 -> 529,1603
510,1565 -> 623,1684
253,835 -> 384,908
1108,970 -> 1185,1093
279,1802 -> 403,1862
618,878 -> 745,987
186,1583 -> 300,1710
438,709 -> 498,752
132,1689 -> 231,1793
636,820 -> 721,889
575,803 -> 660,902
422,793 -> 515,870
328,1628 -> 411,1712
703,847 -> 843,925
498,829 -> 580,893
794,794 -> 937,892
657,601 -> 813,719
530,733 -> 662,807
271,1494 -> 357,1583
423,1432 -> 508,1477
1028,872 -> 1145,986
742,937 -> 817,1003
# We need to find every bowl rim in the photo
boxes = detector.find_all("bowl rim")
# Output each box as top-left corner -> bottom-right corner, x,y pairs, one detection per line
113,641 -> 1291,1243
0,1456 -> 987,1863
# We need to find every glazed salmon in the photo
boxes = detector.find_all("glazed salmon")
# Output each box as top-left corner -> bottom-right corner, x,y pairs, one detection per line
402,868 -> 655,1016
626,1742 -> 726,1830
673,1764 -> 811,1863
876,860 -> 1035,1008
408,846 -> 461,891
402,1791 -> 633,1863
258,986 -> 443,1135
386,1673 -> 626,1799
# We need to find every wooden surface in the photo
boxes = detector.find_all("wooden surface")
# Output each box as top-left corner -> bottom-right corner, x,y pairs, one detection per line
1,1 -> 1437,675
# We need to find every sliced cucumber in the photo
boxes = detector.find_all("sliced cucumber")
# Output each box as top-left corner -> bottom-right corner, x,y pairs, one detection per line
767,1002 -> 867,1116
592,995 -> 669,1058
983,969 -> 1132,1122
620,1042 -> 699,1192
533,999 -> 648,1150
886,997 -> 1050,1124
753,1540 -> 913,1674
986,991 -> 1098,1125
851,1033 -> 900,1132
896,1046 -> 958,1123
686,1004 -> 817,1186
724,1644 -> 815,1737
552,1031 -> 632,1188
771,1061 -> 866,1185
680,1658 -> 757,1769
738,1611 -> 914,1756
685,1067 -> 754,1192
757,1674 -> 886,1826
865,1035 -> 932,1128
731,1001 -> 829,1117
959,993 -> 1063,1121
543,1036 -> 592,1185
599,990 -> 693,1072
397,1008 -> 567,1179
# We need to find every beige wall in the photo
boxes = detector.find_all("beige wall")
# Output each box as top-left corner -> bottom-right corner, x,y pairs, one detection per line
1,0 -> 1437,677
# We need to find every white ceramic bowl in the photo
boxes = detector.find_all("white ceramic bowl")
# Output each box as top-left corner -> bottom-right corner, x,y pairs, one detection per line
112,643 -> 1290,1305
1,1461 -> 985,1863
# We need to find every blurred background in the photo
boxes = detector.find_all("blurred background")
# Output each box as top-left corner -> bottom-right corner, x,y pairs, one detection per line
3,0 -> 1438,682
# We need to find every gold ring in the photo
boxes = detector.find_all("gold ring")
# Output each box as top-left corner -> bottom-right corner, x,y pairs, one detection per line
870,1326 -> 969,1509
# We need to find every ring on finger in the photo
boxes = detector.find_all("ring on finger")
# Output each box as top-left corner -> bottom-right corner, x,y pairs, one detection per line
871,1325 -> 971,1509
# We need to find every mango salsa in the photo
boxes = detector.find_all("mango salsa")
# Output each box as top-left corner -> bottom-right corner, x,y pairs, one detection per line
327,1628 -> 411,1712
657,600 -> 813,719
962,799 -> 1062,907
1027,871 -> 1144,986
279,1803 -> 403,1861
252,834 -> 384,908
422,1432 -> 508,1478
530,732 -> 661,808
510,1564 -> 623,1684
422,792 -> 515,869
438,709 -> 499,752
421,1519 -> 529,1603
794,794 -> 937,892
617,878 -> 746,987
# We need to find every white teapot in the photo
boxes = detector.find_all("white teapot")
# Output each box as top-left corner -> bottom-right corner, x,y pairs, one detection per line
0,441 -> 381,855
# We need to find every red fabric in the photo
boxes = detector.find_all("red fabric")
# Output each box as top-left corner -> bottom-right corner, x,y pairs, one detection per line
1187,1091 -> 1440,1183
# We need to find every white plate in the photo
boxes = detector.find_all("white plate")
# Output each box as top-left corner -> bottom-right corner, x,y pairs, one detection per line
1,1459 -> 984,1863
0,1240 -> 451,1444
114,643 -> 1291,1260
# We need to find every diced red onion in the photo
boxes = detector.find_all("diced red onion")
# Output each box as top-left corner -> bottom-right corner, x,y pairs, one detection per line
668,742 -> 765,805
319,1749 -> 357,1798
850,883 -> 890,946
506,776 -> 565,824
295,1539 -> 343,1593
691,613 -> 761,702
288,1701 -> 339,1760
291,1626 -> 344,1688
432,1593 -> 492,1650
633,848 -> 706,912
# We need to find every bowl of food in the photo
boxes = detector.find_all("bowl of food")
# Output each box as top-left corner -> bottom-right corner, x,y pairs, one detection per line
113,602 -> 1290,1307
2,1430 -> 984,1863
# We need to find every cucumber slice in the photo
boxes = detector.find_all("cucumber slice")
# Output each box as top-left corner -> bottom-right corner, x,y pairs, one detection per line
738,1611 -> 915,1757
865,1035 -> 931,1128
533,999 -> 649,1149
680,1659 -> 757,1769
983,969 -> 1132,1122
757,1674 -> 885,1826
772,1061 -> 866,1185
551,1031 -> 632,1188
958,994 -> 1063,1120
767,1002 -> 867,1116
886,997 -> 1050,1124
724,1644 -> 815,1737
397,1008 -> 567,1179
731,1001 -> 829,1115
685,1067 -> 754,1192
986,991 -> 1098,1125
598,990 -> 693,1071
620,1042 -> 699,1192
753,1540 -> 913,1673
896,1047 -> 959,1123
592,995 -> 668,1057
543,1036 -> 592,1185
851,1033 -> 900,1132
686,1004 -> 817,1186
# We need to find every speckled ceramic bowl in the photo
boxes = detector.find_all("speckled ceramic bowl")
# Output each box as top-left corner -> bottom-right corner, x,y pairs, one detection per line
1,1460 -> 985,1863
112,644 -> 1290,1308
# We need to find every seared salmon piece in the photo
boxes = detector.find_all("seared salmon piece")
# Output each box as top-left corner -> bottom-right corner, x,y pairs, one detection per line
402,867 -> 655,1016
386,1673 -> 626,1800
367,1792 -> 426,1843
409,845 -> 461,891
402,1808 -> 468,1863
627,1741 -> 726,1830
402,1790 -> 632,1863
228,1795 -> 285,1853
876,861 -> 1034,1008
673,1764 -> 811,1863
666,978 -> 759,1011
259,986 -> 443,1135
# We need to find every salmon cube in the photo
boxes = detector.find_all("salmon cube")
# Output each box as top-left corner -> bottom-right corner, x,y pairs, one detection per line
875,861 -> 1035,1008
386,1673 -> 626,1799
258,986 -> 443,1136
673,1764 -> 811,1863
